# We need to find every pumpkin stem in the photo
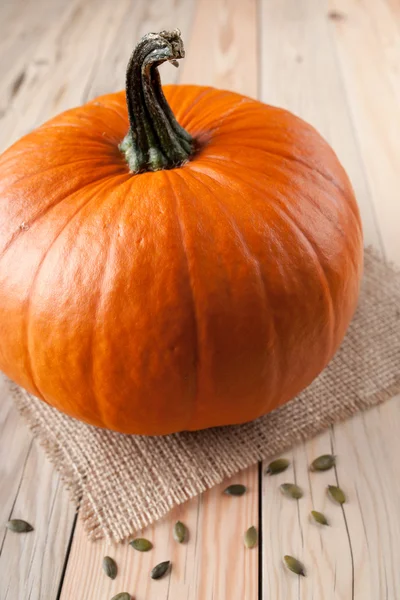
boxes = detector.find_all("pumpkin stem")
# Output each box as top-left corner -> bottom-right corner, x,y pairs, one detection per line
119,29 -> 194,174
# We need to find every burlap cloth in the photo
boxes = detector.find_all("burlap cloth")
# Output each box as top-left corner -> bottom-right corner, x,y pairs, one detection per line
7,248 -> 400,543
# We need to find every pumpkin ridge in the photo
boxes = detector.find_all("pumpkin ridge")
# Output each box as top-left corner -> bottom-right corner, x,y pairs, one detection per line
0,155 -> 115,196
87,178 -> 138,430
209,141 -> 346,194
38,120 -> 123,141
167,172 -> 199,429
205,152 -> 362,293
229,163 -> 337,352
185,166 -> 280,411
20,174 -> 124,404
201,153 -> 359,251
202,97 -> 257,137
207,141 -> 359,226
194,162 -> 336,370
0,170 -> 123,265
175,89 -> 234,129
86,99 -> 128,126
172,86 -> 215,126
263,194 -> 336,364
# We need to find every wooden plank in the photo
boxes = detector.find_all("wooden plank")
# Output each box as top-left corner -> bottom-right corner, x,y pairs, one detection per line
261,396 -> 400,599
0,0 -> 72,117
0,377 -> 33,540
0,1 -> 99,598
260,0 -> 400,597
0,0 -> 88,148
331,397 -> 400,599
180,0 -> 258,95
329,0 -> 400,263
260,0 -> 383,252
61,468 -> 259,600
0,376 -> 77,600
0,0 -> 135,150
60,1 -> 261,598
0,0 -> 197,152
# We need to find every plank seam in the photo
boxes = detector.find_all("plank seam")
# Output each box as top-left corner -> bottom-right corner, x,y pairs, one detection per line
55,510 -> 78,600
330,426 -> 355,600
0,438 -> 34,557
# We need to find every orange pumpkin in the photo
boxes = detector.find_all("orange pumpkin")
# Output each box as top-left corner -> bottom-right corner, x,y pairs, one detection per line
0,30 -> 363,435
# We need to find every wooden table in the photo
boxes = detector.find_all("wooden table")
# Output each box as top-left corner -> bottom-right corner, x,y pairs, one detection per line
1,0 -> 399,598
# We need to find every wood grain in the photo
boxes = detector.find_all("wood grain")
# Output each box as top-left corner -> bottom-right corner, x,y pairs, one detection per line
329,0 -> 400,262
0,0 -> 196,151
262,396 -> 400,600
61,468 -> 259,600
260,0 -> 383,253
0,376 -> 77,600
180,0 -> 258,96
259,0 -> 400,598
0,2 -> 93,597
0,0 -> 102,149
0,0 -> 73,120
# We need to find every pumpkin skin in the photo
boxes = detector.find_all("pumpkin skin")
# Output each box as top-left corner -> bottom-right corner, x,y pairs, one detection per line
0,84 -> 363,435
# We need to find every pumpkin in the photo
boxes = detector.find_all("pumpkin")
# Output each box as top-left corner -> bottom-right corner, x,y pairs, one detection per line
0,30 -> 363,435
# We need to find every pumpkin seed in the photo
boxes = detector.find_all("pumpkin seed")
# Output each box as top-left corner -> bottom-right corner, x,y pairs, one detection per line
224,484 -> 247,496
310,454 -> 336,472
111,594 -> 131,600
173,521 -> 186,543
284,555 -> 306,576
311,510 -> 329,526
103,556 -> 117,580
265,458 -> 290,475
280,483 -> 303,499
6,519 -> 34,533
130,537 -> 153,552
327,485 -> 346,504
244,526 -> 258,549
151,560 -> 171,580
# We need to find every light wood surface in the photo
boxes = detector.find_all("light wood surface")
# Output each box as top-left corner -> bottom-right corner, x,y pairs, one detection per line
61,468 -> 259,600
0,0 -> 399,598
261,397 -> 400,600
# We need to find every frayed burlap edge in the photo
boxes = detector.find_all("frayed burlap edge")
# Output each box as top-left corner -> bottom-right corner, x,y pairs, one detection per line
7,247 -> 400,542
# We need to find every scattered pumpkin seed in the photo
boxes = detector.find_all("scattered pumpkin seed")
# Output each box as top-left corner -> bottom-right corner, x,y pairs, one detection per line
151,560 -> 171,580
284,555 -> 306,576
224,484 -> 247,496
327,485 -> 346,504
103,556 -> 118,580
265,458 -> 290,475
280,483 -> 303,499
244,526 -> 258,549
173,521 -> 186,543
111,594 -> 131,600
6,519 -> 34,533
310,454 -> 336,472
311,510 -> 329,526
130,537 -> 153,552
